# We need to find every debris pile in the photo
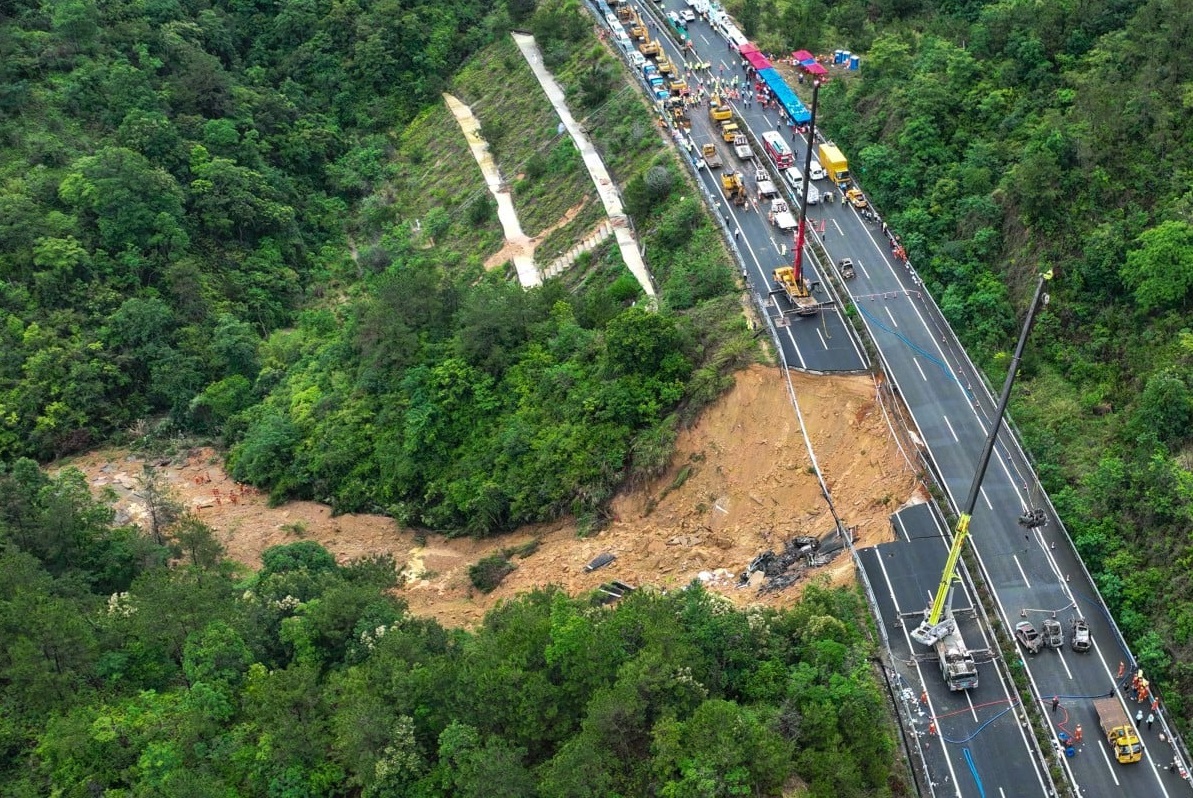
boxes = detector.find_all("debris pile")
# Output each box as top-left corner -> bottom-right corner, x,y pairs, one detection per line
741,527 -> 854,593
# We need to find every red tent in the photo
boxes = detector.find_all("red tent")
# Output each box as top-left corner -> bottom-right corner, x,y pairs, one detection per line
791,49 -> 814,62
740,43 -> 760,57
745,51 -> 771,70
804,62 -> 827,76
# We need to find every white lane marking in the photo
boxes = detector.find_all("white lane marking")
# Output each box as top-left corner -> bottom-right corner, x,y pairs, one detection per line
700,34 -> 710,45
1055,649 -> 1073,680
980,486 -> 993,510
832,219 -> 844,236
816,328 -> 828,350
1096,738 -> 1121,786
965,689 -> 979,723
942,415 -> 959,442
870,552 -> 967,795
886,306 -> 899,328
858,260 -> 871,279
913,357 -> 927,382
1011,554 -> 1031,588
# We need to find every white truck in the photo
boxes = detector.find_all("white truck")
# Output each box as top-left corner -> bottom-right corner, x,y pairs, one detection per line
755,166 -> 778,198
768,199 -> 797,231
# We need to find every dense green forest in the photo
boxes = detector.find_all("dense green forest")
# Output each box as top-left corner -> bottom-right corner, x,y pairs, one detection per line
0,0 -> 749,536
0,461 -> 897,796
728,0 -> 1193,723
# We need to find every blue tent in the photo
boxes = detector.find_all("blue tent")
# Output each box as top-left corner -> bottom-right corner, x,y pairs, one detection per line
758,67 -> 811,124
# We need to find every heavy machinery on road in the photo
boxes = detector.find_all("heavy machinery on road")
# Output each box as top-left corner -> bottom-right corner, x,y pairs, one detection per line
1094,697 -> 1143,764
719,121 -> 740,142
767,198 -> 796,231
656,56 -> 675,75
701,142 -> 722,169
709,95 -> 732,121
755,165 -> 778,198
721,171 -> 747,206
731,133 -> 753,160
639,39 -> 660,57
817,142 -> 851,187
665,97 -> 689,129
770,264 -> 818,316
910,272 -> 1053,691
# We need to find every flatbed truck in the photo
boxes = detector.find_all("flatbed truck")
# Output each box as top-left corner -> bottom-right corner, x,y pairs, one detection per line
1094,697 -> 1143,764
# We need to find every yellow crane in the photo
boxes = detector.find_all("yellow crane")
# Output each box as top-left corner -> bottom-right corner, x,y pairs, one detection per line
911,271 -> 1053,650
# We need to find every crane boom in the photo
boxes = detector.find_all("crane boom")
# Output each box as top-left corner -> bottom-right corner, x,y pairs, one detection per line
911,271 -> 1052,647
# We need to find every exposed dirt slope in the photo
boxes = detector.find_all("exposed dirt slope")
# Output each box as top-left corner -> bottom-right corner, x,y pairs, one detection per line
60,365 -> 920,627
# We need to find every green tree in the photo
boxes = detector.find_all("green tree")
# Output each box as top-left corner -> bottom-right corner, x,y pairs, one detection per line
1121,220 -> 1193,313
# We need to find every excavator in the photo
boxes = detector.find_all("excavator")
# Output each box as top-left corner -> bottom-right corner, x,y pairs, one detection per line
909,271 -> 1053,690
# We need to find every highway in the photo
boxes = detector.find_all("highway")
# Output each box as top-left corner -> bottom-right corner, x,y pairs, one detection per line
593,1 -> 1192,795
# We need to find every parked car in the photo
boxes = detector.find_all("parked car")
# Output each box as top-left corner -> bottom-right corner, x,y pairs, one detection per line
808,160 -> 827,181
1070,617 -> 1092,652
682,9 -> 696,22
1015,621 -> 1043,654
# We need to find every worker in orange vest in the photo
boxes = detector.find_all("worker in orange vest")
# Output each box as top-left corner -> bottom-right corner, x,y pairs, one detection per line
1074,725 -> 1083,743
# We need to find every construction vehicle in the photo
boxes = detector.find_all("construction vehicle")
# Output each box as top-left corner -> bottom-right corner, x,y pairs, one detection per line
720,121 -> 740,142
845,188 -> 868,208
767,198 -> 796,231
1042,617 -> 1064,648
656,56 -> 675,75
709,95 -> 733,122
701,142 -> 722,169
616,4 -> 634,22
630,21 -> 647,40
935,622 -> 980,691
817,142 -> 851,187
755,166 -> 778,198
1070,616 -> 1092,652
909,272 -> 1052,692
1094,697 -> 1143,764
721,171 -> 747,206
731,134 -> 753,160
666,97 -> 690,130
771,265 -> 818,316
669,77 -> 688,95
639,39 -> 660,57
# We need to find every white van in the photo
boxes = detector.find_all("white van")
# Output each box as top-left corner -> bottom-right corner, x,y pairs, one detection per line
784,167 -> 803,191
629,51 -> 647,69
808,160 -> 827,181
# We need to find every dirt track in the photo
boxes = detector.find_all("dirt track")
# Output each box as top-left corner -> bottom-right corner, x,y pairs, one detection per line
61,364 -> 922,627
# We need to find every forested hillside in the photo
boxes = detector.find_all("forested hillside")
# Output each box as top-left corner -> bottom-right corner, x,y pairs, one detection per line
727,0 -> 1193,724
0,463 -> 897,796
0,0 -> 751,536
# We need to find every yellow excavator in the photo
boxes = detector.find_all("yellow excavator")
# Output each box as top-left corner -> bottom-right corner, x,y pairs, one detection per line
721,171 -> 747,206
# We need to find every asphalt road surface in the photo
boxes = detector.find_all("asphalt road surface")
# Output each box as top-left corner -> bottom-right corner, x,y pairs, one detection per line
597,2 -> 1192,795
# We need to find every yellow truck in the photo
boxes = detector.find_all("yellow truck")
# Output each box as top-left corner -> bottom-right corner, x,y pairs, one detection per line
720,121 -> 740,142
817,142 -> 851,187
1093,697 -> 1143,764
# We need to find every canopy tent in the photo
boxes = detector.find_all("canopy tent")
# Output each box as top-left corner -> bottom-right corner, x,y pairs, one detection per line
791,49 -> 814,63
739,43 -> 760,56
758,67 -> 811,124
804,62 -> 827,76
744,51 -> 771,70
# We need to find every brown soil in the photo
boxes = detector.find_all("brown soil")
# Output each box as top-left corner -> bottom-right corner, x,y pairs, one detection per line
482,198 -> 591,272
59,365 -> 920,627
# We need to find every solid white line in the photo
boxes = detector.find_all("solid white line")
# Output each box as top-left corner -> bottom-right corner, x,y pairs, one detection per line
980,486 -> 993,510
942,415 -> 959,442
1011,554 -> 1031,588
784,324 -> 807,370
913,357 -> 927,381
816,328 -> 828,350
885,306 -> 899,328
999,789 -> 1007,798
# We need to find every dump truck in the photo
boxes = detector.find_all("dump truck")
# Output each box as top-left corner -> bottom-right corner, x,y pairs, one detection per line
817,142 -> 851,186
768,199 -> 797,231
731,134 -> 754,160
721,171 -> 747,206
701,142 -> 722,169
1094,697 -> 1143,764
709,95 -> 733,122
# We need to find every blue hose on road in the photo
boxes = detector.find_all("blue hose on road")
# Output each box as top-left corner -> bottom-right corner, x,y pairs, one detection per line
941,705 -> 1016,745
855,303 -> 974,400
962,748 -> 987,798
